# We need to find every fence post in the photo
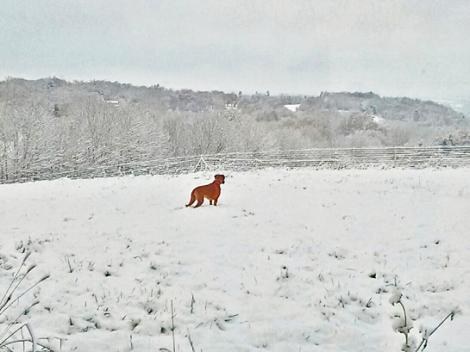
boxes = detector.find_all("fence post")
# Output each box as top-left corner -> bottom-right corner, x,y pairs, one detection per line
193,156 -> 210,172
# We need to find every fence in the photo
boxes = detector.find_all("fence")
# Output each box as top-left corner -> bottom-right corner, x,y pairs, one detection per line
1,146 -> 470,184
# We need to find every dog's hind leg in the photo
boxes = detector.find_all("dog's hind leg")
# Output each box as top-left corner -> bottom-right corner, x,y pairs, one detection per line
194,198 -> 204,208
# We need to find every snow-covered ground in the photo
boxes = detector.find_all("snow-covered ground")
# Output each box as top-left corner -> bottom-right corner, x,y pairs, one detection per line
0,168 -> 469,352
284,104 -> 300,112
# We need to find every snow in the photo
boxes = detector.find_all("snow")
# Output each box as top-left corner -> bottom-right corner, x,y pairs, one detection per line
0,168 -> 469,351
389,288 -> 402,305
284,104 -> 300,112
372,115 -> 385,124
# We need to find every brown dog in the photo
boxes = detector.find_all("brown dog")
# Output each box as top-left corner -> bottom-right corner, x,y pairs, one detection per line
186,174 -> 225,208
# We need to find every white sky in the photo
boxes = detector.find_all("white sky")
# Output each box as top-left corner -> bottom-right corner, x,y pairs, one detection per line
1,0 -> 469,100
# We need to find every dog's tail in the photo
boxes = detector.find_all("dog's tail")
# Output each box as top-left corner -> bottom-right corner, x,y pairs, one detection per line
186,190 -> 196,207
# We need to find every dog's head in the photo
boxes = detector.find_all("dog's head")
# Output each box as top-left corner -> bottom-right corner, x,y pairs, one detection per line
214,174 -> 225,184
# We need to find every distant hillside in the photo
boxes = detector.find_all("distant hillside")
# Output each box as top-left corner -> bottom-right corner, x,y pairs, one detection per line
1,78 -> 465,122
0,77 -> 239,113
300,91 -> 465,125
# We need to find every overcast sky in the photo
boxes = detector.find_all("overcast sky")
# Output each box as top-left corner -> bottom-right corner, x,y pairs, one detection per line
0,0 -> 469,100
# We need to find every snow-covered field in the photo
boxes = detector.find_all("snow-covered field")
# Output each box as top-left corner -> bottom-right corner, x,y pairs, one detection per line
0,168 -> 469,352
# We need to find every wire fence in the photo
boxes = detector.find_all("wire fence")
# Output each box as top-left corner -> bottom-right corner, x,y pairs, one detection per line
1,145 -> 470,184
